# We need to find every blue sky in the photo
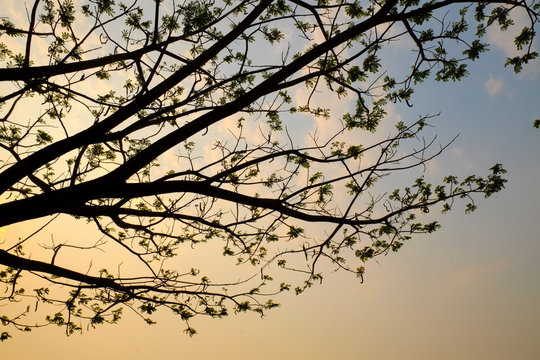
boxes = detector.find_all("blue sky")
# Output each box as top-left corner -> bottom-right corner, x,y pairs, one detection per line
1,1 -> 539,359
5,38 -> 538,360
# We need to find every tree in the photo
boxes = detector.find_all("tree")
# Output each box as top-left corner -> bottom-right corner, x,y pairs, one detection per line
0,0 -> 537,340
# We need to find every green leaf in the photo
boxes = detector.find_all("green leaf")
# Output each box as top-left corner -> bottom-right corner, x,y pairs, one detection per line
287,226 -> 304,239
0,331 -> 11,341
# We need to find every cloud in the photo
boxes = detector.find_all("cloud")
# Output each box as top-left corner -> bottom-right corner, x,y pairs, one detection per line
484,73 -> 504,97
425,158 -> 442,176
487,6 -> 540,78
449,258 -> 509,286
451,147 -> 475,170
486,6 -> 532,58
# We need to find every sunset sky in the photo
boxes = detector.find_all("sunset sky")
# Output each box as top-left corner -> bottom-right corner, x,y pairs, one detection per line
1,1 -> 539,359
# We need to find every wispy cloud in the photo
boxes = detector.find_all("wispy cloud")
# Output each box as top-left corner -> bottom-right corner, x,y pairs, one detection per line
487,7 -> 540,78
451,147 -> 474,171
449,258 -> 509,286
484,73 -> 504,97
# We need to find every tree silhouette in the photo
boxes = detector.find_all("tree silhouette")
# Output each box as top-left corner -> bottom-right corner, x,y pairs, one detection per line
0,0 -> 536,339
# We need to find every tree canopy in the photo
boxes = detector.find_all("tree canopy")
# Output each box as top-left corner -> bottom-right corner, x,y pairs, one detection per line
0,0 -> 537,339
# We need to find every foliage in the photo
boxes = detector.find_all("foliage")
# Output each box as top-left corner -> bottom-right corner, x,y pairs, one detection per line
0,0 -> 537,339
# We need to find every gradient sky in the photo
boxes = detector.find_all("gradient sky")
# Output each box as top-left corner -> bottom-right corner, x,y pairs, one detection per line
1,2 -> 539,359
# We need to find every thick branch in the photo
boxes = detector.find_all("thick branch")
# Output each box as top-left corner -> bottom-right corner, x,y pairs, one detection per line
0,179 -> 359,227
0,249 -> 130,294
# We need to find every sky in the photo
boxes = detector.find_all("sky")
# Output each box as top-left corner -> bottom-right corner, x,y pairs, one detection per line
1,1 -> 539,359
